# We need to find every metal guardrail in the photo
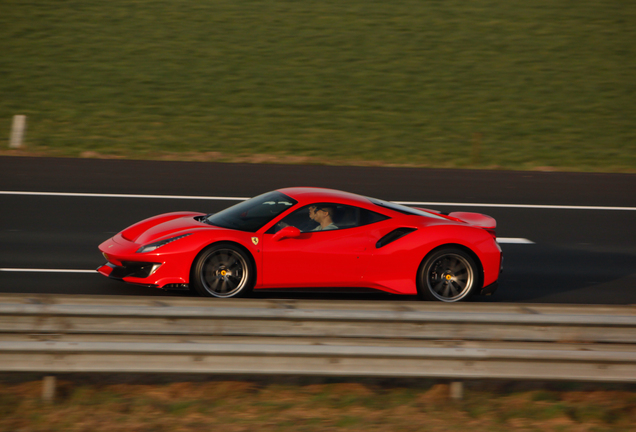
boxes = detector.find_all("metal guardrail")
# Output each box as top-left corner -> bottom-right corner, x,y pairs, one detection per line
0,294 -> 635,382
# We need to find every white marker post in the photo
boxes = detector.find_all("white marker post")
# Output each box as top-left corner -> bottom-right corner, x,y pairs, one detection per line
9,115 -> 27,148
450,381 -> 464,400
42,376 -> 56,403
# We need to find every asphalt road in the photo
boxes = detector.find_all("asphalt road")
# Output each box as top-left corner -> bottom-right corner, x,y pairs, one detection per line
1,156 -> 635,304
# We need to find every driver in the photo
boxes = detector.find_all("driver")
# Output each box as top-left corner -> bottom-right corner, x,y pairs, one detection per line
309,205 -> 338,231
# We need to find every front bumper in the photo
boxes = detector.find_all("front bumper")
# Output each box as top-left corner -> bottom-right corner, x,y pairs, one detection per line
98,233 -> 193,288
97,261 -> 161,282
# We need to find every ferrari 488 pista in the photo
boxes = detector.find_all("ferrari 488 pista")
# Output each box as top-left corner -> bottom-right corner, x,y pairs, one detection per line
98,187 -> 502,302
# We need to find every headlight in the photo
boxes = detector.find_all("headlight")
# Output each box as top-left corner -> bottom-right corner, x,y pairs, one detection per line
136,233 -> 192,253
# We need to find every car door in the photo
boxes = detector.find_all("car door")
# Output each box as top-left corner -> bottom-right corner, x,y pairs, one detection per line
260,203 -> 387,288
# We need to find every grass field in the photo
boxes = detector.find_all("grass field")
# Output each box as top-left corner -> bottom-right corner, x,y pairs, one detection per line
1,0 -> 635,171
2,380 -> 636,431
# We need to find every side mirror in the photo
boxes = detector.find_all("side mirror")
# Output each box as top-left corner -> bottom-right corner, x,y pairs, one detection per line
272,226 -> 301,242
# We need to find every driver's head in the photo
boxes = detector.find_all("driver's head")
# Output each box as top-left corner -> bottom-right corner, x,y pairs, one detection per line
309,205 -> 334,222
319,206 -> 334,219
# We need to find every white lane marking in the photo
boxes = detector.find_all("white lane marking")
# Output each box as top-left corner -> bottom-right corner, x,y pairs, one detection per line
1,191 -> 634,211
0,191 -> 246,201
394,201 -> 636,211
496,238 -> 535,244
0,268 -> 95,273
2,237 -> 535,274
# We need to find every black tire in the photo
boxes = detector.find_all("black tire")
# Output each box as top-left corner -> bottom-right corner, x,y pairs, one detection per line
417,247 -> 479,302
190,243 -> 255,298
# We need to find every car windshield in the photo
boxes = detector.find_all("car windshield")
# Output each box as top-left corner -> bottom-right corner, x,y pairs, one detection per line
369,198 -> 447,220
204,191 -> 297,232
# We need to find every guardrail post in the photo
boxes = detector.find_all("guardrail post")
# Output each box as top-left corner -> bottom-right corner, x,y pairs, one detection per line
42,376 -> 56,403
9,115 -> 27,148
450,381 -> 463,400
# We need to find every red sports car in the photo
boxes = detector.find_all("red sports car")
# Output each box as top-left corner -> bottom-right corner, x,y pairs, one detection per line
98,187 -> 502,302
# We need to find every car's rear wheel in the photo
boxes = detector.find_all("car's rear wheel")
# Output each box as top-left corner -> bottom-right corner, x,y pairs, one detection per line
418,248 -> 478,302
191,243 -> 255,298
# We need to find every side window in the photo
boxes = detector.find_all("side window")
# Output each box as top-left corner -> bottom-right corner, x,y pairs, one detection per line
267,203 -> 389,233
360,208 -> 390,226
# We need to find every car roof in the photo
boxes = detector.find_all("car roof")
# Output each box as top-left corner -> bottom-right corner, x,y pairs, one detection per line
276,187 -> 454,223
277,187 -> 374,207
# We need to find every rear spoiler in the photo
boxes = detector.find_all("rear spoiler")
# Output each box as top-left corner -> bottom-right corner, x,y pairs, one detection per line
415,208 -> 497,239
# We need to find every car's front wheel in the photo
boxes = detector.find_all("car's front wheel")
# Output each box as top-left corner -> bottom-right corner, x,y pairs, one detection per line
417,247 -> 479,302
191,243 -> 255,298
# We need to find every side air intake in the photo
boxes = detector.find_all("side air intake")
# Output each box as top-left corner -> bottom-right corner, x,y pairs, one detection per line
376,228 -> 417,249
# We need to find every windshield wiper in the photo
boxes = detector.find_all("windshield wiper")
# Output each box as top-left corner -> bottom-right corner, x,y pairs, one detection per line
197,214 -> 214,224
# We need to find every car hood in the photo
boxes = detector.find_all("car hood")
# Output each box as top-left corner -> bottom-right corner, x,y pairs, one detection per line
121,212 -> 211,244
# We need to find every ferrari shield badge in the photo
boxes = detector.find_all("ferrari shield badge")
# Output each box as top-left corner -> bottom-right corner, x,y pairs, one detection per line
251,237 -> 259,245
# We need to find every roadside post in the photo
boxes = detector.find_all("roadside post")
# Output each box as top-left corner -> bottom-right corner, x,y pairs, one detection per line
42,376 -> 56,403
9,115 -> 27,148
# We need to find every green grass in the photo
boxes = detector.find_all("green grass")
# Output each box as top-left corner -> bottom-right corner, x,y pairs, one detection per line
1,0 -> 635,171
2,381 -> 636,432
